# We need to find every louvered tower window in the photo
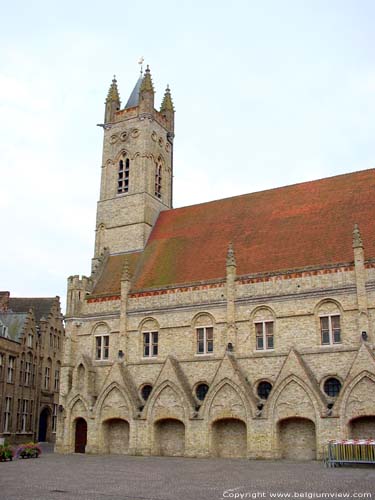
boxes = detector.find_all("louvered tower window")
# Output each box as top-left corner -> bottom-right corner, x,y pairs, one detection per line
155,164 -> 162,198
118,158 -> 130,194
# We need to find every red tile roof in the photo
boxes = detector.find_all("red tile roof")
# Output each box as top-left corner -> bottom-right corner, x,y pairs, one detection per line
93,169 -> 375,296
91,252 -> 141,296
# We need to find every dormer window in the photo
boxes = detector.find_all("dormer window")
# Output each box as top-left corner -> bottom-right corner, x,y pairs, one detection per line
118,158 -> 130,194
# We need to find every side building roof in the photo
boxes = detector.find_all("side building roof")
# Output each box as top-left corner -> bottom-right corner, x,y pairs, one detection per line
91,168 -> 375,296
8,297 -> 58,322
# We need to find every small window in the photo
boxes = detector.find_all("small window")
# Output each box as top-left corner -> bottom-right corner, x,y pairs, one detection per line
143,332 -> 158,357
155,164 -> 162,198
257,381 -> 273,400
27,334 -> 33,348
141,384 -> 153,401
44,366 -> 50,390
320,315 -> 341,345
323,377 -> 342,397
7,356 -> 15,383
52,404 -> 58,433
196,383 -> 209,401
255,321 -> 274,350
196,327 -> 214,354
96,335 -> 110,360
118,158 -> 130,194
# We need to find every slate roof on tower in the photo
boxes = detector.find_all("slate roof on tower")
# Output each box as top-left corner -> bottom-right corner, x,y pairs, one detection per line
91,168 -> 375,297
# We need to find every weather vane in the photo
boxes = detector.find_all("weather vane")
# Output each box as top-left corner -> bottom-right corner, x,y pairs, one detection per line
138,56 -> 144,74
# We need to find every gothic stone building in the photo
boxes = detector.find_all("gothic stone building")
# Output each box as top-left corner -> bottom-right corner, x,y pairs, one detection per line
0,292 -> 64,444
56,67 -> 375,459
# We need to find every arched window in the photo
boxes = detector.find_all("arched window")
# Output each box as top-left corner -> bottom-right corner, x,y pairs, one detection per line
317,300 -> 342,345
194,314 -> 214,355
118,158 -> 130,194
140,319 -> 159,358
252,307 -> 275,351
155,164 -> 162,198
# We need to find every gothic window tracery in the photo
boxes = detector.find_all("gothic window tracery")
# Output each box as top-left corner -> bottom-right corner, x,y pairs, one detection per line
118,158 -> 130,194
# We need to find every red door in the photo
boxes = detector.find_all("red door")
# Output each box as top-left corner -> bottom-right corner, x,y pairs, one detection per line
75,418 -> 87,453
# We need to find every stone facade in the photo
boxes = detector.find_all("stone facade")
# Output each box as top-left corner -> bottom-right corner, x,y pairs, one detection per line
56,67 -> 375,460
0,294 -> 64,444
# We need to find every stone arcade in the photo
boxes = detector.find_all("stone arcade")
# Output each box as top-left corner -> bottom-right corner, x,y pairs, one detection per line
56,66 -> 375,459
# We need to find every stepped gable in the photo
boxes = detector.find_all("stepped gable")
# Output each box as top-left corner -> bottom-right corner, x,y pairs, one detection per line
91,168 -> 375,295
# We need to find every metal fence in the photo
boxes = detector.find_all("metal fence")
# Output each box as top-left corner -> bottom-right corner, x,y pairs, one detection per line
324,439 -> 375,467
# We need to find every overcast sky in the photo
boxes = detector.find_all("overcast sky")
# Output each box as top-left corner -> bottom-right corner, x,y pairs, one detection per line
1,1 -> 375,312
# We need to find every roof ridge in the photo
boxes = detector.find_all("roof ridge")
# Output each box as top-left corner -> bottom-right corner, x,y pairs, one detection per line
171,167 -> 375,213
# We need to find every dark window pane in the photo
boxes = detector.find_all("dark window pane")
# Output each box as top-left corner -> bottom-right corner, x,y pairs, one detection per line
141,384 -> 152,401
256,337 -> 264,350
196,383 -> 209,401
322,331 -> 330,344
323,378 -> 341,397
267,336 -> 274,349
207,340 -> 213,352
257,381 -> 273,400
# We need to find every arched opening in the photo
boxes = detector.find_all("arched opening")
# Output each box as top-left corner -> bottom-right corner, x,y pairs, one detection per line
350,416 -> 375,439
38,407 -> 51,442
154,418 -> 185,456
212,418 -> 247,458
278,417 -> 316,460
74,417 -> 87,453
102,418 -> 130,454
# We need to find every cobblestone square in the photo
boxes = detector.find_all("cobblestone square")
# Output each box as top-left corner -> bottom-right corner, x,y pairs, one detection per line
1,449 -> 374,500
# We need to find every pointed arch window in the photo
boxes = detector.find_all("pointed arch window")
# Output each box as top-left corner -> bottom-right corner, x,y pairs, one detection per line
118,158 -> 130,194
155,164 -> 162,199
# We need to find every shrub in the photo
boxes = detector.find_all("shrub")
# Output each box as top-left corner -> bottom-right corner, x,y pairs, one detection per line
16,442 -> 42,459
0,444 -> 15,461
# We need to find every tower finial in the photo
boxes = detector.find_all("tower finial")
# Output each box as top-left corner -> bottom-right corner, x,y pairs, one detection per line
353,223 -> 363,249
160,85 -> 175,112
138,56 -> 144,75
105,75 -> 121,104
140,65 -> 154,93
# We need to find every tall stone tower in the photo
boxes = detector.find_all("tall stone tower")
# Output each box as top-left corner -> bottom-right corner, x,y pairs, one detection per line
93,66 -> 175,267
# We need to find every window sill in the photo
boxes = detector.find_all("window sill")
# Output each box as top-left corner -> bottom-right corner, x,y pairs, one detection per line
195,353 -> 214,357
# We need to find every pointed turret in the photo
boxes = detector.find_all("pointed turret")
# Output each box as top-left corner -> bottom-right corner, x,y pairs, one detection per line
139,65 -> 155,113
104,76 -> 121,123
352,223 -> 363,249
226,242 -> 237,268
160,85 -> 175,133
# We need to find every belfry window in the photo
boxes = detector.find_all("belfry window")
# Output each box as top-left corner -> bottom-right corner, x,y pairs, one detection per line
118,158 -> 130,194
155,164 -> 162,198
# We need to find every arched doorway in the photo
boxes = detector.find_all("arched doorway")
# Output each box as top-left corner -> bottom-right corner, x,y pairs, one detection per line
350,416 -> 375,439
278,417 -> 316,460
38,407 -> 51,442
212,418 -> 247,458
102,418 -> 130,454
154,419 -> 185,456
74,418 -> 87,453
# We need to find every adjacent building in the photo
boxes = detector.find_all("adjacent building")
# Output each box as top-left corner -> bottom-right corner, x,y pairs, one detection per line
0,292 -> 64,444
56,67 -> 375,459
